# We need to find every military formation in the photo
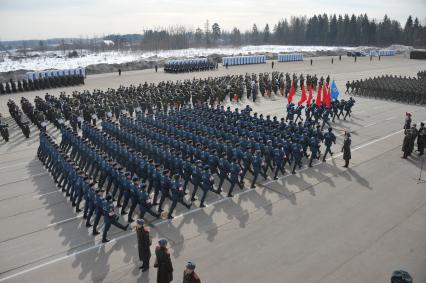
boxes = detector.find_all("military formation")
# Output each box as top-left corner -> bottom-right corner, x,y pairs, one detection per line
1,71 -> 335,144
2,70 -> 357,283
33,90 -> 354,228
346,72 -> 426,105
6,99 -> 31,138
0,74 -> 85,95
164,61 -> 216,73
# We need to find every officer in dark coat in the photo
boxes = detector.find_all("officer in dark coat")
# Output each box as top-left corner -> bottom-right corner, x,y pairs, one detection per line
155,239 -> 173,283
135,219 -> 151,272
183,262 -> 201,283
402,129 -> 412,159
417,122 -> 425,156
341,132 -> 352,168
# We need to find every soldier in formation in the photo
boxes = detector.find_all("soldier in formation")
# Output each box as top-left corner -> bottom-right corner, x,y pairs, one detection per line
0,74 -> 84,95
164,61 -> 215,73
348,73 -> 426,105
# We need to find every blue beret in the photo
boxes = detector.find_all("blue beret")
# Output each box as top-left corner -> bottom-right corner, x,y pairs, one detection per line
186,262 -> 196,270
158,239 -> 168,247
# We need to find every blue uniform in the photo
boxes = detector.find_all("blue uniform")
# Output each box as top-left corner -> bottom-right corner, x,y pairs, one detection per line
217,157 -> 230,192
322,131 -> 336,161
251,154 -> 266,188
92,195 -> 106,234
228,162 -> 242,196
291,143 -> 303,174
190,165 -> 202,201
273,147 -> 286,179
102,201 -> 128,242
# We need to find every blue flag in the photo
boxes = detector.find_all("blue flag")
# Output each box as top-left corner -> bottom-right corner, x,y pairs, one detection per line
330,80 -> 340,100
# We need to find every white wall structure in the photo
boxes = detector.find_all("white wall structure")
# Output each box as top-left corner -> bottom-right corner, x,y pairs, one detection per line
378,50 -> 396,56
222,55 -> 266,66
278,53 -> 304,62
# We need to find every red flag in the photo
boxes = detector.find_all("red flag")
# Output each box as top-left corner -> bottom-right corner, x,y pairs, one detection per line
323,84 -> 331,108
298,84 -> 307,106
307,84 -> 313,105
315,83 -> 322,107
287,83 -> 295,103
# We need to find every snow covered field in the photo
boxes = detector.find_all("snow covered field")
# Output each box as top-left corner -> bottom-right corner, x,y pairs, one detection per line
0,44 -> 409,72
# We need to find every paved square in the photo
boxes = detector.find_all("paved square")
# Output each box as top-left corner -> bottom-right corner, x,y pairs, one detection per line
0,56 -> 425,283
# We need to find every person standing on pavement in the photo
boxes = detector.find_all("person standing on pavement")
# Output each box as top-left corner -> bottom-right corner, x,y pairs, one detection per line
342,131 -> 352,168
154,239 -> 173,283
134,219 -> 151,272
183,262 -> 201,283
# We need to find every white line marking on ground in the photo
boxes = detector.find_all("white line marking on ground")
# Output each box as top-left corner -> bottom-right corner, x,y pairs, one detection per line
0,125 -> 416,282
33,190 -> 61,198
47,215 -> 84,228
263,127 -> 405,186
0,172 -> 48,188
363,122 -> 377,128
384,116 -> 396,121
0,162 -> 30,170
0,188 -> 255,282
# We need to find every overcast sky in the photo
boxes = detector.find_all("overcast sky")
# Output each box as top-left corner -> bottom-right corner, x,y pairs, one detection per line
0,0 -> 425,41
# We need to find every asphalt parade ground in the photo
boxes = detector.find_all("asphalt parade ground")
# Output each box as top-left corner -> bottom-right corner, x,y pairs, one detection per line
0,55 -> 426,283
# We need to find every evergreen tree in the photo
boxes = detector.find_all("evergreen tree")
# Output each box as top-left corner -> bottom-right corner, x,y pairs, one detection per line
194,28 -> 203,46
329,14 -> 338,45
336,14 -> 344,45
263,24 -> 271,43
343,14 -> 351,44
251,24 -> 259,45
350,14 -> 359,45
231,27 -> 241,46
404,16 -> 414,45
204,20 -> 211,46
360,14 -> 370,45
212,23 -> 221,45
368,20 -> 377,45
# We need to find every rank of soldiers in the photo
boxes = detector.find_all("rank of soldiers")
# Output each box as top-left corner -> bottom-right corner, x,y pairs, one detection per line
0,74 -> 85,95
164,60 -> 216,73
32,84 -> 355,241
345,73 -> 426,105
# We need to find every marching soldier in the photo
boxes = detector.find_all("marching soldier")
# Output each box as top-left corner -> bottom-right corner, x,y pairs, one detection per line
322,128 -> 336,161
102,194 -> 129,243
251,150 -> 266,188
168,174 -> 191,219
228,159 -> 243,197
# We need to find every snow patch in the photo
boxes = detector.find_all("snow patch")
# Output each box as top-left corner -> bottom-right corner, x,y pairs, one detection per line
0,45 -> 410,73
